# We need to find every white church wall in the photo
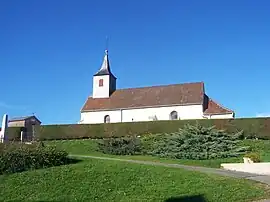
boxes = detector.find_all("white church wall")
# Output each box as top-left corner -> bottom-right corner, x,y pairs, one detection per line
80,104 -> 204,124
80,110 -> 122,124
121,104 -> 204,122
204,113 -> 234,119
92,75 -> 110,98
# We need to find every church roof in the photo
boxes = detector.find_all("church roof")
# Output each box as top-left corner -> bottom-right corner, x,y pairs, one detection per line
81,82 -> 206,111
93,50 -> 116,78
204,96 -> 234,115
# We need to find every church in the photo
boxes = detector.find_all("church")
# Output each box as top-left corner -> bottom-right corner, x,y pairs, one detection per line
80,50 -> 234,124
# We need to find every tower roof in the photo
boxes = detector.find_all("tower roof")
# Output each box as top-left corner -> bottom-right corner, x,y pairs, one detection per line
94,50 -> 116,78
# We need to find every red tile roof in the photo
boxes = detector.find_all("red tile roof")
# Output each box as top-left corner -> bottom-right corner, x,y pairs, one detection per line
203,98 -> 234,115
82,82 -> 205,111
81,82 -> 234,115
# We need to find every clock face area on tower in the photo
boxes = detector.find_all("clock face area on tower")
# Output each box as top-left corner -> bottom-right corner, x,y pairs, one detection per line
99,79 -> 103,87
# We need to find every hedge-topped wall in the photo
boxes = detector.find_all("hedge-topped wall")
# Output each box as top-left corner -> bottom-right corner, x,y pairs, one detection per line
4,127 -> 22,141
6,117 -> 269,141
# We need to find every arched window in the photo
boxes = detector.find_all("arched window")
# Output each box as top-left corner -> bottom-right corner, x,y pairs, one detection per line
170,111 -> 178,120
104,115 -> 110,123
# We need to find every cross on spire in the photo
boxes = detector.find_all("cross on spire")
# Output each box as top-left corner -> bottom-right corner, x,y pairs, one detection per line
105,36 -> 109,51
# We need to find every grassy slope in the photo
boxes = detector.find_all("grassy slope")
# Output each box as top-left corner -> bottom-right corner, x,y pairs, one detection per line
46,139 -> 270,168
0,158 -> 269,202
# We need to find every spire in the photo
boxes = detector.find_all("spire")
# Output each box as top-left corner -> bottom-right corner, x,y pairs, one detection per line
99,49 -> 110,72
94,49 -> 115,78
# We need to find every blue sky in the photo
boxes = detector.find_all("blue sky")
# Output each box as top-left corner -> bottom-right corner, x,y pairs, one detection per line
0,0 -> 270,124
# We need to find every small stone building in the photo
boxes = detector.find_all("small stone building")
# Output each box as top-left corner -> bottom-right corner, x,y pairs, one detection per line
8,115 -> 41,141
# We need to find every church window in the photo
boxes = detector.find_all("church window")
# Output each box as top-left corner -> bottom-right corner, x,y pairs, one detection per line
99,79 -> 103,87
104,115 -> 110,123
170,111 -> 178,120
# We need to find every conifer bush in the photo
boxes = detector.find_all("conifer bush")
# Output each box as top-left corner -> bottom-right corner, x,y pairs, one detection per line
141,123 -> 249,160
97,136 -> 141,155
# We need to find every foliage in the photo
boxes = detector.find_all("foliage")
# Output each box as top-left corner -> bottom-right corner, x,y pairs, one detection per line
12,117 -> 270,141
141,123 -> 250,160
45,139 -> 100,155
97,136 -> 141,155
139,133 -> 164,154
244,152 -> 261,163
0,142 -> 70,174
45,139 -> 270,168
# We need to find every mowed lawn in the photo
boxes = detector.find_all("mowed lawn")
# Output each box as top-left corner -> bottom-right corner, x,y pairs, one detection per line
46,139 -> 270,168
0,158 -> 269,202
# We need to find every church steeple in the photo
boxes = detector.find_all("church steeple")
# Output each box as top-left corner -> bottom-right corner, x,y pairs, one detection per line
94,49 -> 116,79
92,49 -> 117,98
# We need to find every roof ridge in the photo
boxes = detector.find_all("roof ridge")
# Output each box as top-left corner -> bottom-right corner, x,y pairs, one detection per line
10,115 -> 33,119
9,115 -> 42,123
116,81 -> 204,91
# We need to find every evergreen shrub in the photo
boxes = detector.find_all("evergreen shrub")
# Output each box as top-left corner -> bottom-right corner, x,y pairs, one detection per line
97,136 -> 141,155
141,123 -> 250,160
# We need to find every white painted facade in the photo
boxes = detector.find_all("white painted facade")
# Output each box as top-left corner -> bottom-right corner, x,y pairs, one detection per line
80,104 -> 234,124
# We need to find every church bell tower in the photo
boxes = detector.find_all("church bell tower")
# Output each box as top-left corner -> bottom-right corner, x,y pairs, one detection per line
92,50 -> 117,98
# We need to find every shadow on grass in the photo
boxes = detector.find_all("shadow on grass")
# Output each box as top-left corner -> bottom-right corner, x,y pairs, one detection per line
65,157 -> 82,165
165,195 -> 206,202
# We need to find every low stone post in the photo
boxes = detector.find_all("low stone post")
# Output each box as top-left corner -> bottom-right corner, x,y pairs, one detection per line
20,131 -> 23,143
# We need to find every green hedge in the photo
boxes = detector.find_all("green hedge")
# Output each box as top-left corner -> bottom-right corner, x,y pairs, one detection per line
6,127 -> 22,141
0,127 -> 22,141
26,117 -> 270,141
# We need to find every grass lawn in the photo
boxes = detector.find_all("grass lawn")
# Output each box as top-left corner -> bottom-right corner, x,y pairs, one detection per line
1,158 -> 269,202
45,139 -> 270,168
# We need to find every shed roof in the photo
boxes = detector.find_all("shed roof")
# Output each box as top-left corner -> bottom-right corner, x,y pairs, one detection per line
9,115 -> 41,123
